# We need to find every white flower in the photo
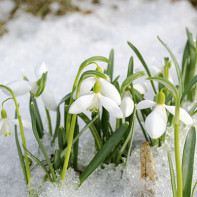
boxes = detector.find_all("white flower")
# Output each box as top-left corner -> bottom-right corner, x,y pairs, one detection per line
2,63 -> 57,111
120,91 -> 134,118
69,80 -> 123,118
0,109 -> 31,137
73,77 -> 121,105
137,92 -> 193,139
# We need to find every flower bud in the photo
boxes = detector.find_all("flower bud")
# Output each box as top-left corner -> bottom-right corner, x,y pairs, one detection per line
1,109 -> 7,119
93,81 -> 101,93
156,91 -> 165,105
96,67 -> 102,73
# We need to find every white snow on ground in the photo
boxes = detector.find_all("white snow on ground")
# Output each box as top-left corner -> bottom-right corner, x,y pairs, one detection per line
0,0 -> 197,196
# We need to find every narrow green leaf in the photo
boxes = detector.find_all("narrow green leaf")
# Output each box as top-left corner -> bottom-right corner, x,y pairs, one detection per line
147,77 -> 178,99
182,126 -> 196,197
189,103 -> 197,116
73,119 -> 79,170
78,113 -> 102,150
54,149 -> 62,170
192,181 -> 197,197
33,72 -> 48,97
52,93 -> 71,143
79,123 -> 129,186
45,108 -> 52,136
101,108 -> 109,140
180,75 -> 197,104
107,49 -> 114,81
127,56 -> 134,77
157,36 -> 183,96
24,146 -> 53,182
127,41 -> 157,94
167,150 -> 177,197
30,102 -> 57,182
120,71 -> 144,95
15,129 -> 28,185
60,113 -> 100,158
30,95 -> 44,139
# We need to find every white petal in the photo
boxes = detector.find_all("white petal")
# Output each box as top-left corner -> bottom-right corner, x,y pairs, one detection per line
9,119 -> 32,130
137,100 -> 156,110
69,93 -> 95,114
150,66 -> 162,77
120,91 -> 134,118
41,89 -> 57,111
165,105 -> 193,125
145,107 -> 167,139
133,82 -> 148,94
98,78 -> 121,105
73,78 -> 96,99
0,119 -> 11,137
100,95 -> 123,118
88,94 -> 100,110
1,80 -> 33,97
34,62 -> 48,79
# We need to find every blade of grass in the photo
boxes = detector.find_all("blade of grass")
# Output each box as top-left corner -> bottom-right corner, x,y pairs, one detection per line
127,41 -> 157,94
30,102 -> 57,182
167,150 -> 177,197
182,126 -> 196,197
157,36 -> 183,96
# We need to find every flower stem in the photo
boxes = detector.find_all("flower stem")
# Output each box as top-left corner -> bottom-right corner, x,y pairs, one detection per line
174,101 -> 182,197
0,85 -> 31,185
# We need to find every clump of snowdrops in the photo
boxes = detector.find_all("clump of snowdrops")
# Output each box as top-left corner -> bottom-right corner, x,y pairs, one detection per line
0,28 -> 196,197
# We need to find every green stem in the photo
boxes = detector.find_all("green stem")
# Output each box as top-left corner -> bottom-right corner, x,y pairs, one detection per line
45,108 -> 52,136
61,114 -> 77,180
0,85 -> 31,185
174,101 -> 182,197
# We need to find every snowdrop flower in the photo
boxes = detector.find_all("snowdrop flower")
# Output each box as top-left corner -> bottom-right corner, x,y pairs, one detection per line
73,76 -> 121,105
2,63 -> 57,111
0,109 -> 31,137
120,90 -> 134,118
69,79 -> 123,118
137,91 -> 193,139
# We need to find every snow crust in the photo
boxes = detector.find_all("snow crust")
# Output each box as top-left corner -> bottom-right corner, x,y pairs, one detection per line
0,0 -> 197,196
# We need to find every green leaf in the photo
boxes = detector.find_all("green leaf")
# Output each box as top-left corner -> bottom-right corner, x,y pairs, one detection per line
120,71 -> 144,95
182,126 -> 196,197
24,146 -> 53,182
60,113 -> 100,158
157,36 -> 183,96
78,113 -> 102,150
52,93 -> 71,143
30,102 -> 57,182
127,41 -> 157,94
180,75 -> 197,104
73,119 -> 79,170
167,150 -> 177,197
54,149 -> 62,170
189,103 -> 197,116
79,123 -> 129,186
15,129 -> 28,185
101,108 -> 109,140
33,72 -> 48,97
147,77 -> 178,99
107,49 -> 114,81
192,181 -> 197,197
29,95 -> 44,139
127,56 -> 134,77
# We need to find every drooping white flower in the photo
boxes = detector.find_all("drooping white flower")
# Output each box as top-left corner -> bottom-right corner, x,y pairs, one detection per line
69,80 -> 123,118
0,109 -> 32,137
120,91 -> 134,118
73,77 -> 121,105
137,91 -> 193,139
2,63 -> 57,111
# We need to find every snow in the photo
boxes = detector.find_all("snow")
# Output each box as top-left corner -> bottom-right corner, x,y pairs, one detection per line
0,0 -> 197,196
